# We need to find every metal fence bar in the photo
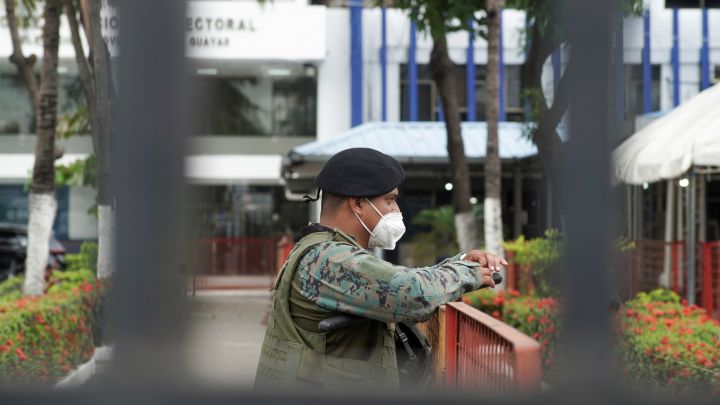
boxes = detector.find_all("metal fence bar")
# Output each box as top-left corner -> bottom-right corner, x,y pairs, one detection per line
444,302 -> 459,387
443,302 -> 541,392
111,0 -> 189,389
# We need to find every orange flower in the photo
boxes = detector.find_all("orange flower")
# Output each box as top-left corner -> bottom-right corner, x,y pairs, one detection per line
15,348 -> 28,361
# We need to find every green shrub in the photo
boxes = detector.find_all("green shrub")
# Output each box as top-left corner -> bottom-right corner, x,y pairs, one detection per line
65,241 -> 98,274
409,205 -> 483,266
619,289 -> 720,393
462,288 -> 720,392
0,270 -> 106,385
462,289 -> 561,379
504,229 -> 563,297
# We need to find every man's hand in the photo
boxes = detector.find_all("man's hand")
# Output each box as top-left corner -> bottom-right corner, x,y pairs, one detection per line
476,266 -> 496,288
463,250 -> 508,272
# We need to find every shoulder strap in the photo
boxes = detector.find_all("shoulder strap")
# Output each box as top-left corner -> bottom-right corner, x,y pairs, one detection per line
271,231 -> 335,291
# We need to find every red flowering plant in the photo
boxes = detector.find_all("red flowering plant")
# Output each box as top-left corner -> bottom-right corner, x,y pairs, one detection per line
462,289 -> 561,379
618,289 -> 720,393
0,262 -> 107,385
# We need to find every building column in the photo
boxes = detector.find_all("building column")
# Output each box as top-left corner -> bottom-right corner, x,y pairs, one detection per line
350,4 -> 363,127
408,21 -> 418,121
642,9 -> 652,114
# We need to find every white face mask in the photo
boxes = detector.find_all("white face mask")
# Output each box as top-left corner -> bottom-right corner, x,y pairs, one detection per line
354,198 -> 406,250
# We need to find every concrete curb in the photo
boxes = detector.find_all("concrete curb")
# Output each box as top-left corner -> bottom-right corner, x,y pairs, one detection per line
55,345 -> 113,389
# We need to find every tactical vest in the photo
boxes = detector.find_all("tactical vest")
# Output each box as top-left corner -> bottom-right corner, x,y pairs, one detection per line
255,230 -> 400,390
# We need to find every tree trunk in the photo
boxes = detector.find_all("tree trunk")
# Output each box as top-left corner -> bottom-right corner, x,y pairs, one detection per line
429,36 -> 477,252
521,21 -> 567,227
5,0 -> 40,112
23,0 -> 62,296
485,0 -> 505,289
87,0 -> 116,278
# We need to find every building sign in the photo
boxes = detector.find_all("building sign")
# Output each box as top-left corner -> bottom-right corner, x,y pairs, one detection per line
183,2 -> 325,60
0,1 -> 326,61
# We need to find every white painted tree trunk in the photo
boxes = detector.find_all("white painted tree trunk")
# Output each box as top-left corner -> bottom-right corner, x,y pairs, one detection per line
23,192 -> 57,296
97,204 -> 115,279
484,196 -> 505,290
454,211 -> 477,253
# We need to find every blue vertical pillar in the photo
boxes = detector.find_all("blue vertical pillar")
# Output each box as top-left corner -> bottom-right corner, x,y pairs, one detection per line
700,7 -> 710,91
642,9 -> 652,114
551,49 -> 561,95
350,4 -> 363,127
408,21 -> 418,121
466,20 -> 476,122
380,6 -> 387,121
436,98 -> 444,122
672,8 -> 680,106
498,8 -> 506,121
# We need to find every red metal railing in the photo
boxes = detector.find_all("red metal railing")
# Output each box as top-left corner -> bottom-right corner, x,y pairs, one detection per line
444,302 -> 541,392
186,235 -> 295,293
700,241 -> 720,317
192,237 -> 279,276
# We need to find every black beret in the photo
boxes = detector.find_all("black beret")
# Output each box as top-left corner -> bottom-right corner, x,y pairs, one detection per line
315,148 -> 405,198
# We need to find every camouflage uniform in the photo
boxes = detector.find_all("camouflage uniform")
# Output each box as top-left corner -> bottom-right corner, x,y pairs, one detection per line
293,227 -> 484,324
255,225 -> 485,390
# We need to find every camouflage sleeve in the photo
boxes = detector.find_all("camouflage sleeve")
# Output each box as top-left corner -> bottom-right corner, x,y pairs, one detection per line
295,242 -> 484,323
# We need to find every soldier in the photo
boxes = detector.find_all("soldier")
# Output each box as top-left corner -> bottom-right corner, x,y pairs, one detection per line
255,148 -> 505,390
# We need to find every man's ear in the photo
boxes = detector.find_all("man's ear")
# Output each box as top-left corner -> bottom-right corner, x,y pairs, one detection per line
348,197 -> 363,216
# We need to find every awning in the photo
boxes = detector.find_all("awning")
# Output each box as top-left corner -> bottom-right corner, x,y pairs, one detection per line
282,121 -> 540,194
612,83 -> 720,185
289,121 -> 538,164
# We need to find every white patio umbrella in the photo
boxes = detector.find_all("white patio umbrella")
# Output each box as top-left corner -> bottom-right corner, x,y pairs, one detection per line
613,82 -> 720,185
612,83 -> 720,305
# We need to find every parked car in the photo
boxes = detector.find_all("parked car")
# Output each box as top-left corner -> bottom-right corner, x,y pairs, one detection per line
0,222 -> 67,282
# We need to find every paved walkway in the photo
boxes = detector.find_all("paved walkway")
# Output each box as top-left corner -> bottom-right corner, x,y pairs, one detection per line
184,291 -> 271,388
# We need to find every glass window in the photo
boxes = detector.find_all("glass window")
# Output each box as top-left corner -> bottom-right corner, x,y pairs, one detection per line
624,64 -> 660,118
0,73 -> 86,135
194,67 -> 317,136
400,64 -> 523,122
190,185 -> 306,239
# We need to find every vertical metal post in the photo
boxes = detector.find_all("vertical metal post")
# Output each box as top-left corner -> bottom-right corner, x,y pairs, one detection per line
700,6 -> 710,91
498,8 -> 505,121
672,8 -> 680,107
642,9 -> 652,114
687,171 -> 697,305
350,4 -> 363,127
112,0 -> 189,387
408,21 -> 418,121
703,243 -> 712,312
380,5 -> 387,122
562,0 -> 616,390
444,304 -> 458,388
466,20 -> 476,122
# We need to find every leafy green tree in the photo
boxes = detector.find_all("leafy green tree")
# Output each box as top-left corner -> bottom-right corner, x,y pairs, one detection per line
517,0 -> 642,218
410,205 -> 483,265
392,0 -> 493,254
4,0 -> 64,295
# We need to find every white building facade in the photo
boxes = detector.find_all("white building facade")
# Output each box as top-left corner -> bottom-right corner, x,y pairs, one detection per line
0,0 -> 719,257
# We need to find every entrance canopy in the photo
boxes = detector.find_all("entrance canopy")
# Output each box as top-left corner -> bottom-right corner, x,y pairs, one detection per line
283,121 -> 538,194
613,83 -> 720,185
290,122 -> 537,163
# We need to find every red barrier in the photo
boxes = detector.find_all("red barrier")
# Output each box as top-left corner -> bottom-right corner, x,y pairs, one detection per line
444,302 -> 541,392
193,237 -> 278,276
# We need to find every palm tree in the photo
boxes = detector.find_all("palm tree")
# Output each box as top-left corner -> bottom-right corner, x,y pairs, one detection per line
64,0 -> 116,278
484,0 -> 505,266
15,0 -> 63,295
